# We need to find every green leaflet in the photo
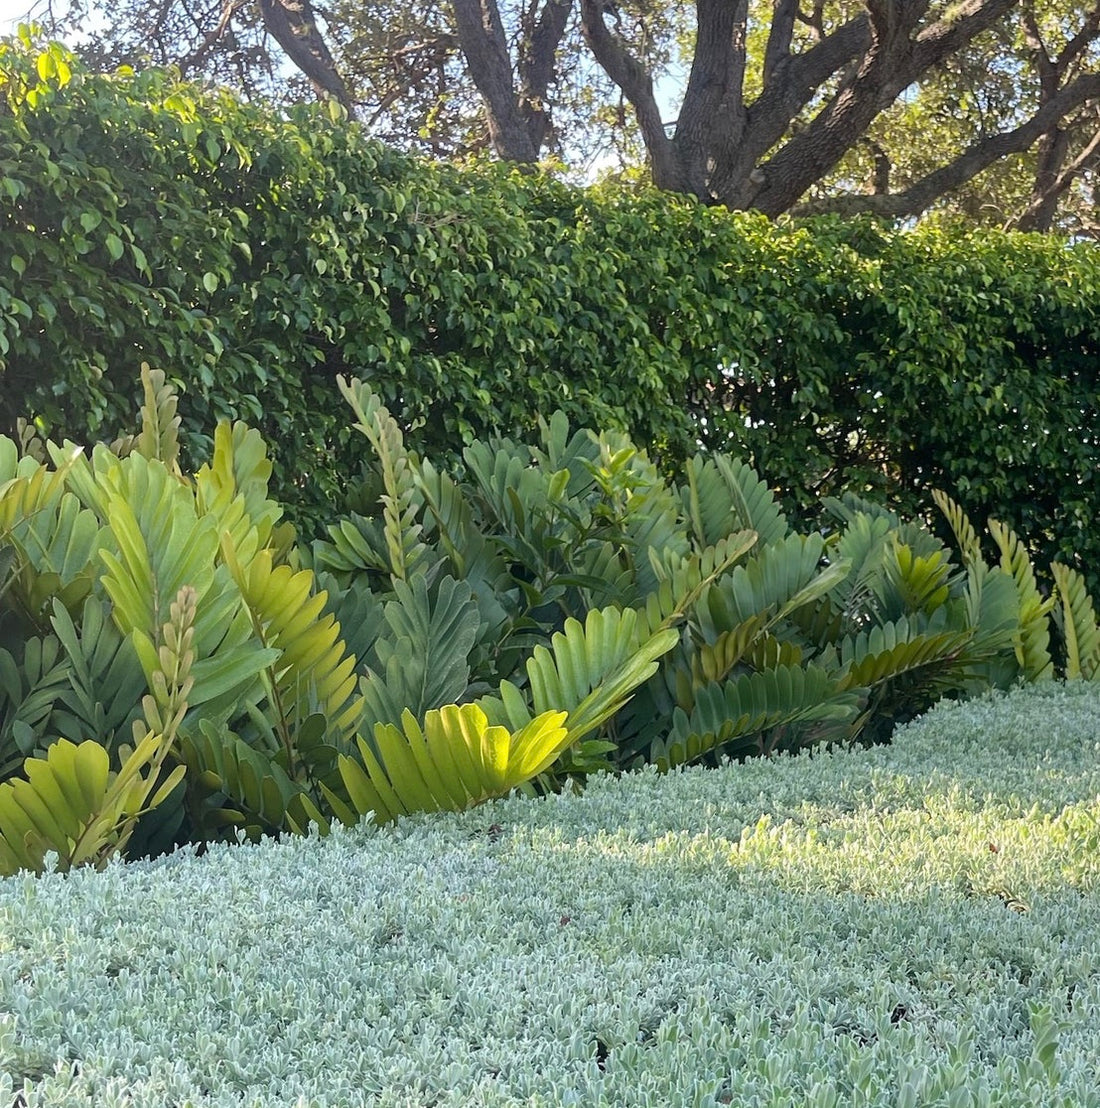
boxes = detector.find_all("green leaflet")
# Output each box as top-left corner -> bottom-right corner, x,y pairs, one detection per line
337,376 -> 428,582
176,718 -> 329,841
636,530 -> 758,640
223,542 -> 363,750
834,616 -> 975,691
329,704 -> 569,825
0,734 -> 185,875
314,513 -> 392,577
0,586 -> 197,875
1052,563 -> 1100,681
194,419 -> 286,564
7,351 -> 1099,870
360,574 -> 481,734
653,665 -> 863,771
698,532 -> 850,638
48,597 -> 145,751
525,606 -> 680,745
932,489 -> 983,570
0,634 -> 70,778
989,519 -> 1054,682
1,491 -> 104,620
690,614 -> 770,686
682,455 -> 789,552
825,512 -> 895,630
874,541 -> 954,621
711,455 -> 789,550
134,364 -> 182,474
0,449 -> 92,626
97,453 -> 219,664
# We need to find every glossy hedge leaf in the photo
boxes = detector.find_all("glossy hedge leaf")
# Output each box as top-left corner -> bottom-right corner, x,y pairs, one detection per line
4,50 -> 1098,590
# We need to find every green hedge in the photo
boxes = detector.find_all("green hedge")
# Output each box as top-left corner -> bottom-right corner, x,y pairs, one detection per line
2,37 -> 1098,583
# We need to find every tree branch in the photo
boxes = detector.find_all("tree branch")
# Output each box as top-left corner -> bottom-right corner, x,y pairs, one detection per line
746,0 -> 1018,214
177,0 -> 244,75
716,12 -> 871,202
913,0 -> 1017,71
258,0 -> 356,115
764,0 -> 800,85
865,0 -> 929,53
1055,0 -> 1100,77
452,0 -> 539,161
791,71 -> 1100,221
579,0 -> 680,190
796,0 -> 826,41
865,137 -> 891,194
517,0 -> 573,152
1020,0 -> 1056,94
365,35 -> 460,131
1016,117 -> 1100,231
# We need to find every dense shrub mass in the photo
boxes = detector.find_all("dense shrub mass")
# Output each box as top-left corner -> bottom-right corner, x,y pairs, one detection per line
1,367 -> 1098,871
2,36 -> 1098,584
3,681 -> 1100,1106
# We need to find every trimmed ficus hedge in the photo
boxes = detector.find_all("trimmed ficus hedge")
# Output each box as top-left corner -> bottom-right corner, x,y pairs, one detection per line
2,36 -> 1098,584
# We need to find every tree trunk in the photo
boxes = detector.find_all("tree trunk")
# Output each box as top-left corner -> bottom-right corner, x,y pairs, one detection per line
258,0 -> 356,115
452,0 -> 539,161
517,0 -> 573,153
1019,127 -> 1072,231
670,0 -> 748,199
581,0 -> 1094,222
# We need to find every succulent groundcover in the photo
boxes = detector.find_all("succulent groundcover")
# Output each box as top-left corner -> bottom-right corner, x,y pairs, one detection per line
3,680 -> 1100,1107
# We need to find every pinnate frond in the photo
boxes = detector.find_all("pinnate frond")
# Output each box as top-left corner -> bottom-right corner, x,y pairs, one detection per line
329,704 -> 569,825
988,519 -> 1054,681
652,664 -> 861,771
1052,562 -> 1100,681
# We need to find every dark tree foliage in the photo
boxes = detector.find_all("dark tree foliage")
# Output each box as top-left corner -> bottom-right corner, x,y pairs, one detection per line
27,0 -> 1100,230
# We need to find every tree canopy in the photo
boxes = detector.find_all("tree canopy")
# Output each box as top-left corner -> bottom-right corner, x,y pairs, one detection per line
26,0 -> 1100,230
